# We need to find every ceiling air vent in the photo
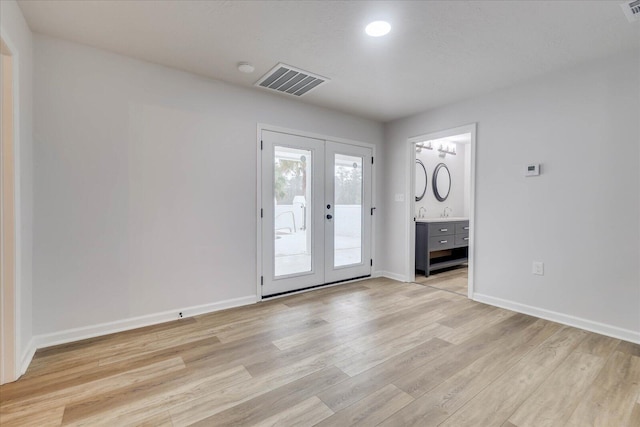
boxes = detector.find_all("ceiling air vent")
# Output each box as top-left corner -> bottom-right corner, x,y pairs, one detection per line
621,0 -> 640,22
255,63 -> 329,97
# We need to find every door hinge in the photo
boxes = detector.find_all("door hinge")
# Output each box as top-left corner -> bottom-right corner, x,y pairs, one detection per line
371,207 -> 376,215
371,157 -> 374,164
260,208 -> 263,218
370,259 -> 373,266
261,276 -> 264,286
261,140 -> 263,150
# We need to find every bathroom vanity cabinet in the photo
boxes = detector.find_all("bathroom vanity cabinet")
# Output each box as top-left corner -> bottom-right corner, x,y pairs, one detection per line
416,219 -> 469,277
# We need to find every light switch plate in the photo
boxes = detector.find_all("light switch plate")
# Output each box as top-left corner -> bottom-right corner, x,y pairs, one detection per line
395,193 -> 405,202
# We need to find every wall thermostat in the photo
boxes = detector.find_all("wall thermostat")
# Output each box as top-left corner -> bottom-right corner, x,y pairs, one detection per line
525,164 -> 540,177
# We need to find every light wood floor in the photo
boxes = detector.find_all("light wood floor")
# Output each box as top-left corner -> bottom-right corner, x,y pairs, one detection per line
414,265 -> 468,296
1,277 -> 639,426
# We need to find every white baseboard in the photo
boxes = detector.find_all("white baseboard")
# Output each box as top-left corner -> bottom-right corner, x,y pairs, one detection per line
32,295 -> 257,351
379,270 -> 410,282
20,337 -> 37,375
473,293 -> 640,344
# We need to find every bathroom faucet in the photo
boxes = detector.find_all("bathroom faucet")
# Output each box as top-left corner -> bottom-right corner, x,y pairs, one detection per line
442,207 -> 452,217
418,207 -> 426,218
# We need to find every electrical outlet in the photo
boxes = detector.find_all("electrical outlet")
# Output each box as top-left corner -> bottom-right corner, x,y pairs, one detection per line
179,312 -> 183,318
532,261 -> 544,276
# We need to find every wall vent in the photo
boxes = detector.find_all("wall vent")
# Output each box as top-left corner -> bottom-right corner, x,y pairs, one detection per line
255,63 -> 329,97
621,0 -> 640,22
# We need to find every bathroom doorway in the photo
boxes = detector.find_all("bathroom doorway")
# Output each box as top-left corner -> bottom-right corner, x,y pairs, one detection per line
407,124 -> 476,298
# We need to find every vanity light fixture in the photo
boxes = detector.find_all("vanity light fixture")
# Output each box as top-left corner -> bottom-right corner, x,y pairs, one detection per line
416,141 -> 433,153
365,21 -> 391,37
438,143 -> 457,157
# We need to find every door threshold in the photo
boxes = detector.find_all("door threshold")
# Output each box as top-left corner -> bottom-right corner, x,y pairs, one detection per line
262,275 -> 371,300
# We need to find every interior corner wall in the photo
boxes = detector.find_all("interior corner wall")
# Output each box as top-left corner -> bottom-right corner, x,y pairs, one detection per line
32,35 -> 384,337
0,0 -> 34,368
383,50 -> 640,339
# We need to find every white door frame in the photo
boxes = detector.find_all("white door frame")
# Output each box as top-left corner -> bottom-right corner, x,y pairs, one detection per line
0,31 -> 22,384
256,124 -> 376,300
406,123 -> 477,299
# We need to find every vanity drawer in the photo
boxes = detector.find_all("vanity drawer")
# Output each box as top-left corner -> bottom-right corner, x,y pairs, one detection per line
455,222 -> 470,234
454,233 -> 470,248
428,223 -> 455,237
429,235 -> 455,250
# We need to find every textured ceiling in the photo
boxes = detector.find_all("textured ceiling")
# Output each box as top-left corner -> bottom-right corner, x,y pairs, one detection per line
18,0 -> 639,122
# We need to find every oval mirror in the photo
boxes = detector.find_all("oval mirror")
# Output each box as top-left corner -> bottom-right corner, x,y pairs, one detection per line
432,163 -> 451,202
415,159 -> 427,201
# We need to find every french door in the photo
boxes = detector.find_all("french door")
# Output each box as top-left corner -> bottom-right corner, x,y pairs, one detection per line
261,130 -> 372,297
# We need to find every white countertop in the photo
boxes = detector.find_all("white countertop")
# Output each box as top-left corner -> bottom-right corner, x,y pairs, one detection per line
416,217 -> 469,223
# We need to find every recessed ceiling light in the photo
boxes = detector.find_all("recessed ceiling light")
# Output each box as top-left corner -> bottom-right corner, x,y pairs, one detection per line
238,62 -> 255,73
365,21 -> 391,37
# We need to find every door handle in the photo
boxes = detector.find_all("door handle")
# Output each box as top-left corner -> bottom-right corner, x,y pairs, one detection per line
326,214 -> 333,220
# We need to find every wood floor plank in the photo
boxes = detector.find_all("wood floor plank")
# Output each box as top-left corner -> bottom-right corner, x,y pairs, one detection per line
28,318 -> 196,364
191,367 -> 347,426
0,405 -> 64,427
242,336 -> 345,377
1,357 -> 185,423
315,384 -> 413,427
436,305 -> 515,344
96,330 -> 222,366
630,403 -> 640,427
572,333 -> 620,358
508,351 -> 606,427
335,322 -> 450,376
379,319 -> 560,427
279,283 -> 369,307
2,336 -> 220,404
440,326 -> 588,427
271,296 -> 451,351
565,351 -> 640,427
318,338 -> 452,412
24,319 -> 198,376
392,313 -> 538,398
61,364 -> 252,426
215,316 -> 328,344
250,396 -> 334,427
616,340 -> 640,357
437,303 -> 496,329
168,344 -> 358,426
135,411 -> 174,427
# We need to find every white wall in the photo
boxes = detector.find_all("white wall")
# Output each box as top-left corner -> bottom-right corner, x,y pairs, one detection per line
33,35 -> 383,337
384,50 -> 640,340
415,142 -> 467,218
0,0 -> 34,371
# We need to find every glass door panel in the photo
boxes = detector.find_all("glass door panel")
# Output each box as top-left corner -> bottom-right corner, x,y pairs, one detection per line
333,154 -> 363,267
273,146 -> 312,277
324,142 -> 372,284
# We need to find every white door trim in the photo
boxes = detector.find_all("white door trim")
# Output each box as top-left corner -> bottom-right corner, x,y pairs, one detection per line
256,123 -> 376,300
0,30 -> 22,384
406,123 -> 477,299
